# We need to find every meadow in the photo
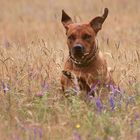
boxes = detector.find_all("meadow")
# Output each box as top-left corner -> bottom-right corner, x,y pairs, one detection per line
0,0 -> 140,139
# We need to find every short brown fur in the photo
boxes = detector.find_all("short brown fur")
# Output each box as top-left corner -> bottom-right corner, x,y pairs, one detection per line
61,8 -> 115,95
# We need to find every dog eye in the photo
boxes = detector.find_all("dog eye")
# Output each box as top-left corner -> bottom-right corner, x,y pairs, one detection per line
68,35 -> 76,41
82,34 -> 91,40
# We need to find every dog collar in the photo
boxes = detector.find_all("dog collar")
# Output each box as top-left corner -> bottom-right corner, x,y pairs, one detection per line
69,45 -> 99,67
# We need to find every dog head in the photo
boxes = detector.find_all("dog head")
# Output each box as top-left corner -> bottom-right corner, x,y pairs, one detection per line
61,8 -> 108,62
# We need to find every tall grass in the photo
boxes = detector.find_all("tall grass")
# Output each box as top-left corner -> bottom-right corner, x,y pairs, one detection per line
0,0 -> 140,139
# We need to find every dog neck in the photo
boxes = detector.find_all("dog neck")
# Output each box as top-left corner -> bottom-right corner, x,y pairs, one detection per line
69,44 -> 99,67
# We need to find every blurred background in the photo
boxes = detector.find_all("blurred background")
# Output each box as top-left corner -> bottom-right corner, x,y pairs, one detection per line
0,0 -> 140,44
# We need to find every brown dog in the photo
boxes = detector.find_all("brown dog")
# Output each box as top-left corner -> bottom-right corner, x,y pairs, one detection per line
61,8 -> 114,95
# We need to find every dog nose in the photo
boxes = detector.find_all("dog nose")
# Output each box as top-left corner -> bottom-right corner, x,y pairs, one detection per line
73,44 -> 84,52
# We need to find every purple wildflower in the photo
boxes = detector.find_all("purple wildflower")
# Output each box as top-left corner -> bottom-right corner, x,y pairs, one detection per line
33,128 -> 37,140
110,84 -> 116,94
35,92 -> 44,98
41,80 -> 48,91
38,128 -> 43,139
134,112 -> 140,120
12,133 -> 20,140
35,80 -> 48,98
87,84 -> 96,101
97,80 -> 101,86
109,96 -> 115,110
128,80 -> 133,85
3,37 -> 10,48
33,128 -> 43,140
88,83 -> 97,96
73,131 -> 82,140
1,81 -> 10,94
115,87 -> 121,93
96,98 -> 103,112
110,84 -> 121,95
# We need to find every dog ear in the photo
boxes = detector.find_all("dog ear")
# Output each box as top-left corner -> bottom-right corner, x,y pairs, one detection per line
61,10 -> 73,30
90,8 -> 109,34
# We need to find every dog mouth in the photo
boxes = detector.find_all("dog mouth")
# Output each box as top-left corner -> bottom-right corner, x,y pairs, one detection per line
73,52 -> 84,59
71,51 -> 89,61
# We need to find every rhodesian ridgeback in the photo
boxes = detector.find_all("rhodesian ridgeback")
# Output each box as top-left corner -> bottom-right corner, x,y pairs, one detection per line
61,8 -> 115,96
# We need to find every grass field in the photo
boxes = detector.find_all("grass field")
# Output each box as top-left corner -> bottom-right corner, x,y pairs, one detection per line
0,0 -> 140,139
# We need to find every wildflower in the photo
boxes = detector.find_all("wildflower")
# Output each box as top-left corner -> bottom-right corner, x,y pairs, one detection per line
134,112 -> 140,120
110,84 -> 116,94
109,96 -> 115,110
97,80 -> 101,86
87,84 -> 97,101
96,98 -> 103,112
114,87 -> 121,93
34,128 -> 37,140
38,128 -> 43,139
1,81 -> 10,94
110,84 -> 120,95
35,92 -> 44,98
3,37 -> 10,48
88,83 -> 96,96
12,133 -> 20,140
75,124 -> 80,129
41,80 -> 48,91
73,130 -> 82,140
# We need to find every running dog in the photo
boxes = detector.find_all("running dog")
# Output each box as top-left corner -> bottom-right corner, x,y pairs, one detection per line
61,8 -> 115,96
